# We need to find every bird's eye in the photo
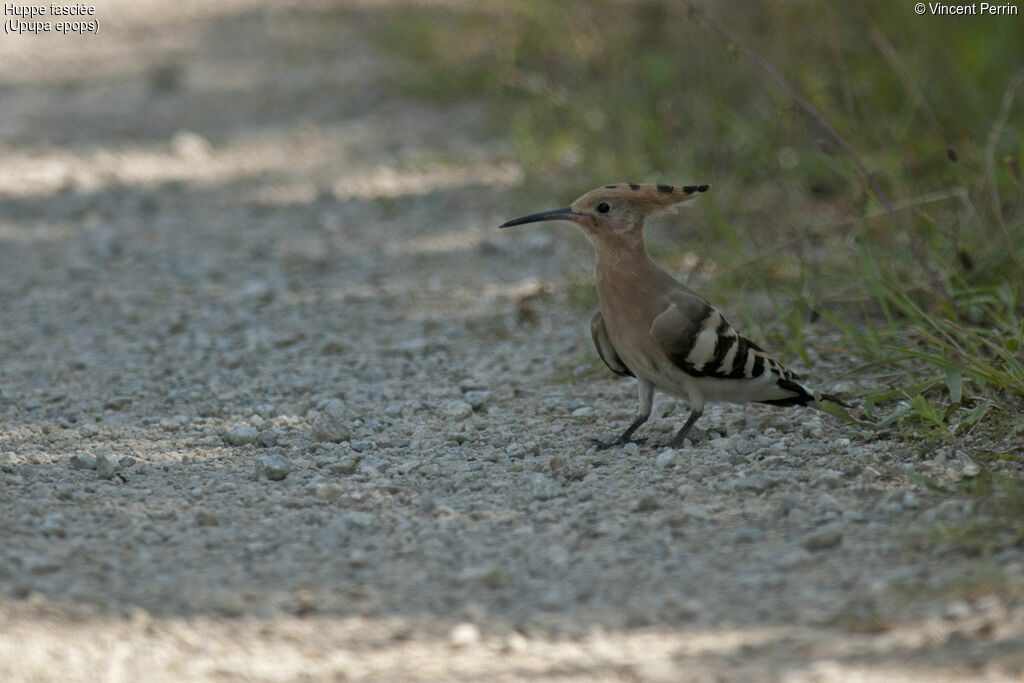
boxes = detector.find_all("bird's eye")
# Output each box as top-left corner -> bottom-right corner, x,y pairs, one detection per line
596,202 -> 611,214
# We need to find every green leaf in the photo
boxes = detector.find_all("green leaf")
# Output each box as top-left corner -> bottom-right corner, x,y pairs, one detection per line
816,397 -> 871,426
910,394 -> 945,428
945,366 -> 963,405
954,401 -> 990,434
862,397 -> 876,420
878,402 -> 912,429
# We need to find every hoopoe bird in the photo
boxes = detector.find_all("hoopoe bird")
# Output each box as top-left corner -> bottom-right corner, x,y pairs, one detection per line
500,183 -> 847,449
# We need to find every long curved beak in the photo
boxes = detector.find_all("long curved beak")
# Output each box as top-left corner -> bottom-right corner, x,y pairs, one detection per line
499,207 -> 580,228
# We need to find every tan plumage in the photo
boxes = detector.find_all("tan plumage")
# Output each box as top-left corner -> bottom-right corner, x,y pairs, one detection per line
501,182 -> 847,449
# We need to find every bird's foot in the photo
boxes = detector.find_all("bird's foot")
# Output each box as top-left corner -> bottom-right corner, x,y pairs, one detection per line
591,436 -> 646,451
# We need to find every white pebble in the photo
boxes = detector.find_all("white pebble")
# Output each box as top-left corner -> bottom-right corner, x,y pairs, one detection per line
656,449 -> 678,468
449,622 -> 481,647
441,400 -> 474,421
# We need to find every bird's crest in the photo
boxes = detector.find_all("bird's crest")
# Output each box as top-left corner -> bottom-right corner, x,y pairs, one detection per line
574,183 -> 709,214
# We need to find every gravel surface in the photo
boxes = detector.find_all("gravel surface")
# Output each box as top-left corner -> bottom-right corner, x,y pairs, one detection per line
1,2 -> 1022,681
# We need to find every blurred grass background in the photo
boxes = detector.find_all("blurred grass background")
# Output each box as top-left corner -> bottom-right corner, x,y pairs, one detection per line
376,0 -> 1024,454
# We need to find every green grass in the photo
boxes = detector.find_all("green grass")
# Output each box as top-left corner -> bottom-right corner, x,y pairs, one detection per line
374,3 -> 1024,453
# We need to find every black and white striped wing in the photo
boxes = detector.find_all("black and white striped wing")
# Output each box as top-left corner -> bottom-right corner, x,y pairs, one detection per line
591,310 -> 634,378
650,296 -> 813,405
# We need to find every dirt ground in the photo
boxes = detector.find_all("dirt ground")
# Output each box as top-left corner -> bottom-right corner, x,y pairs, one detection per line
1,1 -> 1022,681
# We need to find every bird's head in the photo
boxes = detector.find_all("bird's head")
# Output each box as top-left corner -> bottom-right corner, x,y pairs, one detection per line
500,183 -> 708,247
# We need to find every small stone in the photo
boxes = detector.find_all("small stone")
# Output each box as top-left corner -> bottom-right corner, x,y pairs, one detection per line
95,453 -> 116,480
817,492 -> 840,511
312,413 -> 350,443
506,442 -> 539,459
731,436 -> 756,455
458,377 -> 488,392
656,449 -> 679,468
463,391 -> 490,410
526,472 -> 560,501
445,431 -> 469,445
259,428 -> 281,448
441,400 -> 474,421
329,455 -> 361,475
349,439 -> 374,453
505,631 -> 528,653
735,474 -> 774,493
104,396 -> 132,411
944,600 -> 971,620
449,622 -> 481,647
538,586 -> 566,610
349,549 -> 371,568
225,425 -> 259,446
456,565 -> 508,589
316,483 -> 345,502
812,471 -> 843,489
623,442 -> 641,457
658,597 -> 703,622
549,455 -> 587,481
634,494 -> 660,512
726,451 -> 746,465
321,337 -> 345,355
211,593 -> 246,617
734,527 -> 763,543
40,516 -> 66,538
195,510 -> 219,527
118,456 -> 136,469
879,501 -> 903,518
843,508 -> 866,523
69,452 -> 96,470
804,525 -> 843,551
777,549 -> 813,568
709,437 -> 730,451
257,454 -> 291,481
171,130 -> 212,160
962,462 -> 981,478
23,554 -> 62,575
545,545 -> 570,569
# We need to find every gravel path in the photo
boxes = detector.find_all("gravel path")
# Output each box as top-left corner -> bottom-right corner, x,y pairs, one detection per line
1,2 -> 1022,680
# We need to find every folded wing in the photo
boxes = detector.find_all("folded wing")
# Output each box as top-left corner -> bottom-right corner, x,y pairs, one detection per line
650,293 -> 817,405
590,310 -> 634,378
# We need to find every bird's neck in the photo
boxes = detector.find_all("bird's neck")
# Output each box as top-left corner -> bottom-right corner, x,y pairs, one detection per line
592,234 -> 657,275
591,235 -> 671,304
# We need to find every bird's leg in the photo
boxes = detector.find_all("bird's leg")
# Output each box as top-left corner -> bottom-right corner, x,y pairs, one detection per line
594,379 -> 653,450
665,406 -> 703,449
594,413 -> 649,450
